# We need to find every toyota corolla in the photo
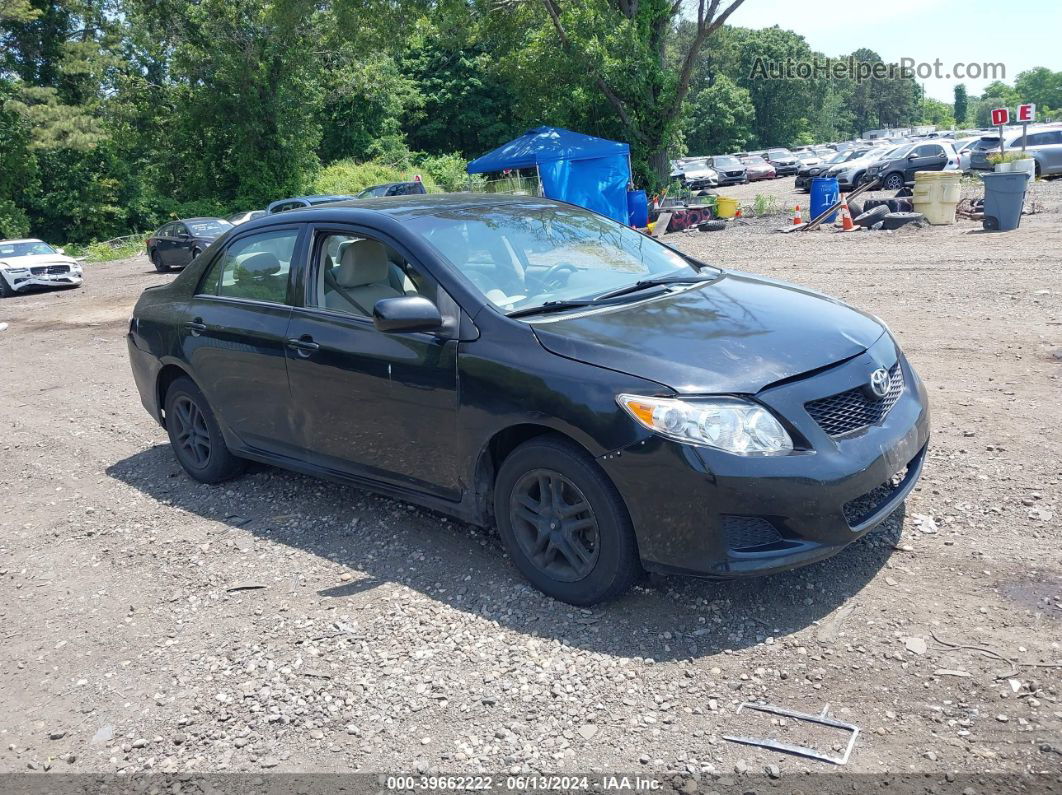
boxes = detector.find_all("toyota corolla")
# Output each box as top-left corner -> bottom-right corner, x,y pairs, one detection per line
126,195 -> 929,605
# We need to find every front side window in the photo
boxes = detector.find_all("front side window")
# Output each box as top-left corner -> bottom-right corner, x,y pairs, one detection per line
312,231 -> 434,318
199,228 -> 299,304
405,203 -> 708,312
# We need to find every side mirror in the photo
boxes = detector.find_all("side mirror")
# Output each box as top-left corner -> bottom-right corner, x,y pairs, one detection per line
907,153 -> 919,160
373,295 -> 443,333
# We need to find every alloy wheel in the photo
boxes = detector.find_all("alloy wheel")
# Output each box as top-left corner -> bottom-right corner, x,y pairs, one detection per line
171,395 -> 211,468
510,469 -> 600,582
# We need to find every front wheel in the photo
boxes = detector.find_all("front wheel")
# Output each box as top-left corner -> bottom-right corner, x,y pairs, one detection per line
151,250 -> 169,273
494,436 -> 641,605
164,376 -> 245,483
882,172 -> 905,191
0,274 -> 14,298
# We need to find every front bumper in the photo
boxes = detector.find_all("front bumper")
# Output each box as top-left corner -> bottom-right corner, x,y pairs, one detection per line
600,335 -> 930,578
772,164 -> 799,176
2,270 -> 82,292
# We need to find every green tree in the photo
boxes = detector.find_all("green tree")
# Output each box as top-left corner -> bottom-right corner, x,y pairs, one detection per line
684,75 -> 754,154
953,83 -> 968,126
920,97 -> 955,129
489,0 -> 747,185
1014,67 -> 1062,112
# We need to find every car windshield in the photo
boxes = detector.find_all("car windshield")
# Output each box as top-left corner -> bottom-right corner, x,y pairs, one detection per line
187,220 -> 232,236
405,204 -> 711,313
0,240 -> 57,258
742,156 -> 767,165
767,149 -> 791,158
827,151 -> 854,164
888,143 -> 915,159
713,156 -> 741,168
357,186 -> 390,198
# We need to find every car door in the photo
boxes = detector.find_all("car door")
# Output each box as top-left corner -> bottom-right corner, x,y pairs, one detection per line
155,223 -> 175,266
906,144 -> 947,180
180,224 -> 306,456
283,223 -> 461,499
171,222 -> 194,268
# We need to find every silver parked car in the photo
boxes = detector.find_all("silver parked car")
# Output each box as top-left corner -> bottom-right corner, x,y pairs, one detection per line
969,126 -> 1062,177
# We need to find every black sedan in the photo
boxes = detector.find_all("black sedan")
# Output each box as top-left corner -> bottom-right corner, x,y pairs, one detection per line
126,195 -> 929,605
146,217 -> 233,272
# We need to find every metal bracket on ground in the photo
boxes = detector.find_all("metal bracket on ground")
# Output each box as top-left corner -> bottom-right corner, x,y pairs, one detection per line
722,701 -> 859,765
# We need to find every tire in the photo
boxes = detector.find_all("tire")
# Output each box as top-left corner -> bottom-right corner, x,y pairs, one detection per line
151,250 -> 170,273
882,172 -> 905,191
0,274 -> 14,298
494,435 -> 641,605
698,220 -> 727,232
854,205 -> 889,228
880,211 -> 925,231
191,247 -> 202,262
846,200 -> 864,218
164,376 -> 245,483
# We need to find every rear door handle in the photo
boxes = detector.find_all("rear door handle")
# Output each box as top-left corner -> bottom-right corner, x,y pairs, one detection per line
185,318 -> 207,336
286,335 -> 320,357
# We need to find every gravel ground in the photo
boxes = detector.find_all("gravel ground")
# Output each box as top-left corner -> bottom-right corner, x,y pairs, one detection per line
1,178 -> 1060,783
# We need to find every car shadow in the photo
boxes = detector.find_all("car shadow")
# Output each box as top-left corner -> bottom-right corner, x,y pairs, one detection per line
106,444 -> 903,661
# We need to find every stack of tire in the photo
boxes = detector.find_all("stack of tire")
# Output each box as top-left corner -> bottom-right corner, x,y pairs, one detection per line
849,199 -> 925,231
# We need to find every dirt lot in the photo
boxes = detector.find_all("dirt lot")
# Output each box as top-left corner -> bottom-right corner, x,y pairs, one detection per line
1,179 -> 1061,784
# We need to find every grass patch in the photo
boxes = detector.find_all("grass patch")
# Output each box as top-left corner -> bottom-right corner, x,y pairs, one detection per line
64,234 -> 148,263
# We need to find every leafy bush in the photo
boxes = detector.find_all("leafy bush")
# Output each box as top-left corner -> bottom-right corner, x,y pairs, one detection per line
311,158 -> 440,195
415,153 -> 480,192
987,150 -> 1034,165
64,234 -> 149,262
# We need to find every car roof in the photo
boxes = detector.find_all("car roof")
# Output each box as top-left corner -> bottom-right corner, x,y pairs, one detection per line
242,193 -> 573,226
0,238 -> 43,244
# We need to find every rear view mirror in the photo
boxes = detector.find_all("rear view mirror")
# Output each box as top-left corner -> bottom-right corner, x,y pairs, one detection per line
373,296 -> 443,333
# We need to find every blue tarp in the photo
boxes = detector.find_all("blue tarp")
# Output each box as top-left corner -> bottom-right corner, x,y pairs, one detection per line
467,126 -> 632,223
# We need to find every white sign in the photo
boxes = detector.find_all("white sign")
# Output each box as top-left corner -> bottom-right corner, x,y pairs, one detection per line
1017,103 -> 1037,123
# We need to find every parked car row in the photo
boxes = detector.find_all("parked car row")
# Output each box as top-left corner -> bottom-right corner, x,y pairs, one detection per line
146,182 -> 430,274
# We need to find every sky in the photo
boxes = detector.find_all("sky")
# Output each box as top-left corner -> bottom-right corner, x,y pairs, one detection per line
726,0 -> 1062,101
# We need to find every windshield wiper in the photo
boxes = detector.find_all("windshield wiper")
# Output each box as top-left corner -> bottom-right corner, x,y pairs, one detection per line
592,273 -> 715,302
506,299 -> 597,319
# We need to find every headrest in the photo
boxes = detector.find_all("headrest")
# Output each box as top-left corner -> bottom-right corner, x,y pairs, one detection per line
235,252 -> 281,281
335,238 -> 390,287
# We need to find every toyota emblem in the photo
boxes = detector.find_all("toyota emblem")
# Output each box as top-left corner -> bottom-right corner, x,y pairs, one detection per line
868,368 -> 891,399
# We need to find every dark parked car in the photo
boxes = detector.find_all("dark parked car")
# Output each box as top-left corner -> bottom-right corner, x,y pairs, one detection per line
126,195 -> 929,605
356,181 -> 428,198
864,141 -> 959,190
267,194 -> 356,214
764,148 -> 800,176
146,218 -> 233,272
708,155 -> 748,185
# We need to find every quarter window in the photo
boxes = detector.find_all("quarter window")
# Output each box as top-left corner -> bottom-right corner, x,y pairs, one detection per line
198,229 -> 299,304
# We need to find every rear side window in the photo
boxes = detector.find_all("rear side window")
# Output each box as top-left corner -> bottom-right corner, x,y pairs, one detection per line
198,229 -> 300,304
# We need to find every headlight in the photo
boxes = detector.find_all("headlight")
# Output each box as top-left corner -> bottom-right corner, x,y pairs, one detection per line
617,394 -> 793,455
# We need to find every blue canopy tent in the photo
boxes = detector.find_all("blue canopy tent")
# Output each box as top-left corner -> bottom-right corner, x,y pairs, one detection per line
467,126 -> 632,224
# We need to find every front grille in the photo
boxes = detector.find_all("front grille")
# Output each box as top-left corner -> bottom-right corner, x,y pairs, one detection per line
805,364 -> 904,437
726,171 -> 742,177
30,265 -> 69,275
843,464 -> 909,527
722,516 -> 783,551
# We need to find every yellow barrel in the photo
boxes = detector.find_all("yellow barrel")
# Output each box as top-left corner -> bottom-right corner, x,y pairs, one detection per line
715,196 -> 740,218
912,171 -> 962,224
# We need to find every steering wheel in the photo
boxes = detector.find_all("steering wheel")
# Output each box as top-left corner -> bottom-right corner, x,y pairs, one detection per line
536,261 -> 580,291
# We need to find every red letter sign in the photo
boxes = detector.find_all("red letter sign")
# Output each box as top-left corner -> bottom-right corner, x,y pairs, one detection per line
990,107 -> 1009,126
1017,103 -> 1037,122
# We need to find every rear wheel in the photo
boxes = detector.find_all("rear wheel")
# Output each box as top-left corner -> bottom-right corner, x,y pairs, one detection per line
494,436 -> 641,605
164,376 -> 245,483
151,250 -> 169,273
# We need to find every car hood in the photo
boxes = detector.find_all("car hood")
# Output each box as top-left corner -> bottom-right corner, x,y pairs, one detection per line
0,253 -> 79,269
530,271 -> 885,394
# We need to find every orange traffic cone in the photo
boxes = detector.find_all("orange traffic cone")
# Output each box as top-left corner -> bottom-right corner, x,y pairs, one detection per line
792,204 -> 802,225
837,198 -> 854,231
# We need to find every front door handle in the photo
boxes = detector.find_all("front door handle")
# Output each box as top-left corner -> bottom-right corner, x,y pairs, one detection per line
185,318 -> 207,336
286,335 -> 320,357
